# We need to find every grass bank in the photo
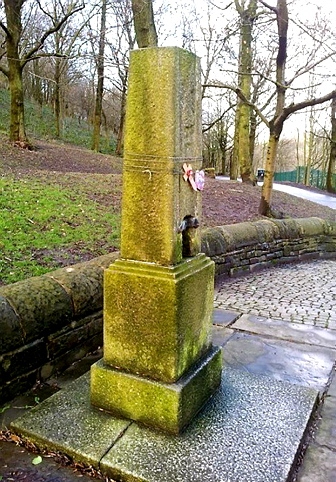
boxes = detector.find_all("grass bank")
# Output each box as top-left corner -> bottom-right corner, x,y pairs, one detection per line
0,176 -> 120,284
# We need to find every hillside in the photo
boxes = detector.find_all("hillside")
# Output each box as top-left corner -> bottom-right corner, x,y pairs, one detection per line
1,135 -> 335,284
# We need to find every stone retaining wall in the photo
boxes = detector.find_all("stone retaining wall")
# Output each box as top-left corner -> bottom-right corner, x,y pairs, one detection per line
0,253 -> 119,404
202,217 -> 336,278
1,217 -> 336,404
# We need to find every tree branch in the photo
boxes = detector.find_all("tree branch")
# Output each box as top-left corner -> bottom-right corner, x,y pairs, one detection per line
202,104 -> 236,133
258,0 -> 277,14
22,3 -> 85,66
287,52 -> 336,86
277,89 -> 336,126
0,19 -> 10,37
203,82 -> 270,127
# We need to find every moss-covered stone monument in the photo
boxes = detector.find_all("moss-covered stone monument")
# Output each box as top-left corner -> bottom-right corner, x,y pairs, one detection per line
90,47 -> 222,434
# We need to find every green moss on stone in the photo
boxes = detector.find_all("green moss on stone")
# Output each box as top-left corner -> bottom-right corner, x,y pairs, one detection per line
121,47 -> 202,266
91,346 -> 222,434
103,254 -> 214,383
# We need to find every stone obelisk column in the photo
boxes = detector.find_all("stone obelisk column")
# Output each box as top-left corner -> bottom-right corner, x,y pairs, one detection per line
90,47 -> 222,434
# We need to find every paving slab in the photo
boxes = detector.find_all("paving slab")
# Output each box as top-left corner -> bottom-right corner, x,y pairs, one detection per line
0,440 -> 93,482
232,314 -> 336,349
222,332 -> 335,393
296,444 -> 336,482
11,373 -> 131,468
102,368 -> 317,482
327,372 -> 336,397
313,396 -> 336,450
212,326 -> 234,347
11,368 -> 318,482
213,308 -> 241,326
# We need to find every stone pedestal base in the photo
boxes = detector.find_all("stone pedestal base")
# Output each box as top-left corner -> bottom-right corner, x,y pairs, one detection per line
90,345 -> 222,434
102,254 -> 216,383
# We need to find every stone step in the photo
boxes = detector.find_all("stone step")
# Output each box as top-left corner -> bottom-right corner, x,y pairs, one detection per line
11,367 -> 318,482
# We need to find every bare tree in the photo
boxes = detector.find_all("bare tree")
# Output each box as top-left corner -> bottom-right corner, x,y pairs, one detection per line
259,0 -> 336,215
0,0 -> 84,143
232,0 -> 257,184
91,0 -> 107,151
107,0 -> 135,155
327,96 -> 336,193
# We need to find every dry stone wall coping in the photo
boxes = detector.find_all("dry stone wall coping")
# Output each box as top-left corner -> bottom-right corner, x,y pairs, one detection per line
0,253 -> 119,356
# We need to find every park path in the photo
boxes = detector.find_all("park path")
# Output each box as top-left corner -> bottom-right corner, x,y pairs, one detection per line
273,183 -> 336,209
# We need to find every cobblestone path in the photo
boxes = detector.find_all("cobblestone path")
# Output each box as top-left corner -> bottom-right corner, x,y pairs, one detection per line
215,259 -> 336,330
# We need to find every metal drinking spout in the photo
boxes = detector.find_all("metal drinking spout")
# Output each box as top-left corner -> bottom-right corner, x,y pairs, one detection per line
178,215 -> 200,257
177,215 -> 199,233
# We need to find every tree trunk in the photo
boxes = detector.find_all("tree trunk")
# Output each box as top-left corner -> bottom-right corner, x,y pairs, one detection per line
116,84 -> 127,156
259,0 -> 288,215
54,57 -> 61,138
304,107 -> 314,186
92,0 -> 107,152
4,0 -> 27,143
131,0 -> 158,48
249,108 -> 257,168
259,133 -> 278,216
233,0 -> 257,184
327,97 -> 336,193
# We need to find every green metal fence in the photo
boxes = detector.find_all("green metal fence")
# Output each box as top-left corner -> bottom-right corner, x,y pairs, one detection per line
274,168 -> 336,191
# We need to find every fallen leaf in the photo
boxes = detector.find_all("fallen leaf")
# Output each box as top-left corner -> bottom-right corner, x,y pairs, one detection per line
32,455 -> 43,465
9,434 -> 21,444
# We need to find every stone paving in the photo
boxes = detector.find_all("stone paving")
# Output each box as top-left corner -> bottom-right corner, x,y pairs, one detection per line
214,258 -> 336,482
1,259 -> 336,482
215,259 -> 336,329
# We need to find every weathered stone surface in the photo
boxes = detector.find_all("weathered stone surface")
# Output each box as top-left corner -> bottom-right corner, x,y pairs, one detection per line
11,373 -> 131,467
0,370 -> 39,406
46,255 -> 118,318
47,312 -> 103,359
212,308 -> 240,326
313,396 -> 336,449
10,368 -> 318,482
91,346 -> 222,434
232,314 -> 336,349
327,375 -> 336,397
0,339 -> 47,382
0,276 -> 73,343
103,255 -> 215,382
297,445 -> 336,482
0,295 -> 24,354
41,333 -> 102,380
120,47 -> 202,266
101,368 -> 318,482
0,439 -> 94,482
295,217 -> 328,236
221,332 -> 335,393
211,326 -> 234,346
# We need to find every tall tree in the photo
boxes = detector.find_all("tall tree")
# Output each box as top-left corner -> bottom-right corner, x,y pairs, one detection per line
232,0 -> 257,184
131,0 -> 157,48
258,0 -> 336,215
259,0 -> 288,214
107,0 -> 135,155
0,0 -> 84,143
327,96 -> 336,193
91,0 -> 107,151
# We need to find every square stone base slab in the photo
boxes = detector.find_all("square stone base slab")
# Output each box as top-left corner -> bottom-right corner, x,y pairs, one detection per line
91,346 -> 222,434
11,368 -> 318,482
